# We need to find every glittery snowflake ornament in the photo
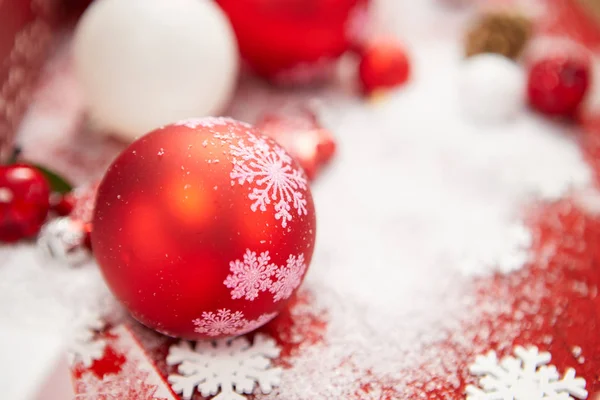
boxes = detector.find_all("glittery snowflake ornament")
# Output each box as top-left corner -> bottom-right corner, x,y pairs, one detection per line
466,346 -> 588,400
167,334 -> 283,400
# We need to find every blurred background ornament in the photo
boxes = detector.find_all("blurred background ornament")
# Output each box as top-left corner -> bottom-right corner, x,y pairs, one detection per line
527,51 -> 591,117
459,53 -> 526,122
357,37 -> 411,96
464,11 -> 533,60
215,0 -> 371,85
37,216 -> 90,267
0,163 -> 50,242
256,107 -> 336,181
73,0 -> 239,141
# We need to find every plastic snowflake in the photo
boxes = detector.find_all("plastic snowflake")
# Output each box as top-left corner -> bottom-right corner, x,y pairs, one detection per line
466,346 -> 588,400
67,313 -> 107,368
230,134 -> 308,228
167,334 -> 282,400
193,309 -> 246,337
224,250 -> 277,301
270,254 -> 307,302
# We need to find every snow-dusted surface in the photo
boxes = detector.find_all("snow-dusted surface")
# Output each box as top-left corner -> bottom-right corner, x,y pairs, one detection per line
0,0 -> 596,398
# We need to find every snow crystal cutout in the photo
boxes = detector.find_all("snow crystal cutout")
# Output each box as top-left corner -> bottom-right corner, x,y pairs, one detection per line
466,346 -> 588,400
270,254 -> 307,302
229,134 -> 308,228
224,250 -> 277,301
193,309 -> 278,337
167,334 -> 282,400
224,250 -> 307,302
67,313 -> 107,367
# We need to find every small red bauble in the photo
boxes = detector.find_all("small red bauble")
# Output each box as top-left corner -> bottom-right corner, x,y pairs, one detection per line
527,56 -> 590,117
92,118 -> 316,339
256,108 -> 336,180
358,38 -> 411,95
216,0 -> 371,84
0,164 -> 50,242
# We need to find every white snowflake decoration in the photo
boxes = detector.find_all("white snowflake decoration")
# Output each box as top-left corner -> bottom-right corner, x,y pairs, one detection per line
466,346 -> 588,400
67,313 -> 107,368
167,334 -> 282,400
270,254 -> 307,302
193,309 -> 246,337
230,134 -> 308,228
224,250 -> 277,301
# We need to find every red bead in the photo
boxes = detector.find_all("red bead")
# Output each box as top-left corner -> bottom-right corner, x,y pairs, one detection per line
527,56 -> 590,117
358,38 -> 411,95
216,0 -> 371,84
0,164 -> 50,242
256,108 -> 337,180
91,118 -> 316,339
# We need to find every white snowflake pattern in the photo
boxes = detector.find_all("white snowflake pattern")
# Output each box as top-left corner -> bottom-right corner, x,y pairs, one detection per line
238,312 -> 279,336
224,250 -> 277,301
67,313 -> 107,368
174,117 -> 239,130
269,254 -> 307,302
230,134 -> 308,228
167,334 -> 282,400
193,309 -> 246,337
466,346 -> 588,400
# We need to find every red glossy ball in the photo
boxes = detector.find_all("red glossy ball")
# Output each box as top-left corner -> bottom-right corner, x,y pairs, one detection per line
216,0 -> 370,84
358,38 -> 411,95
527,56 -> 590,117
0,164 -> 50,242
91,118 -> 316,339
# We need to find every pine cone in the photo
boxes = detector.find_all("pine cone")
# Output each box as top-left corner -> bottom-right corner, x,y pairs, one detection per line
465,12 -> 533,60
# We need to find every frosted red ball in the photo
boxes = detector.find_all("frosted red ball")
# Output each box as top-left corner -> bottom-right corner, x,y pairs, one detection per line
216,0 -> 370,84
91,118 -> 316,339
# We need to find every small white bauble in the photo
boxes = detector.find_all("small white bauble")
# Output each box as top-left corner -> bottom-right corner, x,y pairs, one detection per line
73,0 -> 239,140
459,53 -> 525,123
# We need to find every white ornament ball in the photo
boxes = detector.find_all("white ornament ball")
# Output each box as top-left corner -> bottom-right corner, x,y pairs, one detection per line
73,0 -> 239,140
459,54 -> 525,123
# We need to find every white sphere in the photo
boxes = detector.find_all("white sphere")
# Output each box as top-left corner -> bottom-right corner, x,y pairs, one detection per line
459,53 -> 525,123
73,0 -> 239,140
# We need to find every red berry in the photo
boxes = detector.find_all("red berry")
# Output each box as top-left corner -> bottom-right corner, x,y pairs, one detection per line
527,56 -> 590,117
50,192 -> 76,216
0,164 -> 51,242
358,38 -> 411,95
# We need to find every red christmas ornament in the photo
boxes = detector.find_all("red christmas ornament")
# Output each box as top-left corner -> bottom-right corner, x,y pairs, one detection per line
216,0 -> 371,84
527,55 -> 591,117
358,37 -> 411,95
0,164 -> 50,242
91,117 -> 316,339
256,108 -> 336,180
